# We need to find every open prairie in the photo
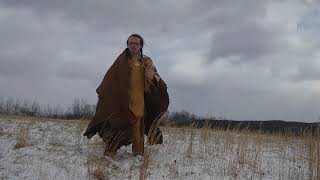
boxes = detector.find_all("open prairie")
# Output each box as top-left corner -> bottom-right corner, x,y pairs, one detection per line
0,116 -> 319,180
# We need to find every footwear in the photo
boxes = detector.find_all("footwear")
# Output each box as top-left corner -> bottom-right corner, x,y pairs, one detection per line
132,155 -> 144,167
104,147 -> 116,157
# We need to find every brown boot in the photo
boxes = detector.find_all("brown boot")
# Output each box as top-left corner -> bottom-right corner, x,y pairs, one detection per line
104,144 -> 117,157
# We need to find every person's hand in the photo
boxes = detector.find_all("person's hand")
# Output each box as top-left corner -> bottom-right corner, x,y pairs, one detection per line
145,68 -> 155,82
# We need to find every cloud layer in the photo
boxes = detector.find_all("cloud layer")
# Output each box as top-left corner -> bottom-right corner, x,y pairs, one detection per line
0,0 -> 319,122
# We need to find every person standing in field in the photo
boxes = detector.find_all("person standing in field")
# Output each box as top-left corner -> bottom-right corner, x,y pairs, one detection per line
84,34 -> 169,156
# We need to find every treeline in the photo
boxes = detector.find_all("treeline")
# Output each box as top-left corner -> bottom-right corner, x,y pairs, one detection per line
1,97 -> 319,135
165,110 -> 320,135
0,97 -> 95,119
0,97 -> 223,123
164,110 -> 229,127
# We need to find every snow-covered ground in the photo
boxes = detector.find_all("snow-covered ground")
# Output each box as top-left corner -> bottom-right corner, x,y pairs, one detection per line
0,116 -> 319,180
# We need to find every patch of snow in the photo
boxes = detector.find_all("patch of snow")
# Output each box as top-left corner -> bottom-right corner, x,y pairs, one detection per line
0,117 -> 317,180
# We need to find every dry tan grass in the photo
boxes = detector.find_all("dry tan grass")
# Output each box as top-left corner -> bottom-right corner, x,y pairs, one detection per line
0,114 -> 90,126
303,132 -> 320,180
138,119 -> 162,180
87,155 -> 110,180
160,122 -> 320,179
186,129 -> 194,158
14,124 -> 31,149
2,115 -> 319,179
139,148 -> 152,180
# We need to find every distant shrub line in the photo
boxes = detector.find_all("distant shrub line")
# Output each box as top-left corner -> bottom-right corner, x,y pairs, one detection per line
0,97 -> 95,119
164,110 -> 320,135
1,96 -> 319,135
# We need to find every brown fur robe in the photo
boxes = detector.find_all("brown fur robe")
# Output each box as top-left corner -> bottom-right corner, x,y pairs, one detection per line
83,48 -> 169,145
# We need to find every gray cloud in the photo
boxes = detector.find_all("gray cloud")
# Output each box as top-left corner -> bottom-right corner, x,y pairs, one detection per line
209,20 -> 284,61
0,1 -> 320,122
0,1 -> 200,33
294,60 -> 320,81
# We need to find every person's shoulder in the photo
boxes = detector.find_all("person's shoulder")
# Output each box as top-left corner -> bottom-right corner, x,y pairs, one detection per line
142,54 -> 153,61
143,55 -> 155,67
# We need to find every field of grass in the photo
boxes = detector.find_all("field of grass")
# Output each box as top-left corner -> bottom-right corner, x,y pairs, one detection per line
0,115 -> 319,179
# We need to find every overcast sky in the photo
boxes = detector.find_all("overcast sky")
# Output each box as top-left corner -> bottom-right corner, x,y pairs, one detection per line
0,0 -> 319,122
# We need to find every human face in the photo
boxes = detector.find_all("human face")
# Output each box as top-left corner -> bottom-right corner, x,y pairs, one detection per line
127,37 -> 142,55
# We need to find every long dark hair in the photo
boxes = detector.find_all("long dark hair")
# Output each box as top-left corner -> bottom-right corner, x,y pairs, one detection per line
126,34 -> 144,59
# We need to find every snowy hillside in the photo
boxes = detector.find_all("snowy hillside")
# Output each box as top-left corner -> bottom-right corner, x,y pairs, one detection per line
0,116 -> 319,180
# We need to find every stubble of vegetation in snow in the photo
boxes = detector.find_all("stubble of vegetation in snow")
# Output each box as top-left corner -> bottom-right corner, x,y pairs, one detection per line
0,116 -> 319,180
